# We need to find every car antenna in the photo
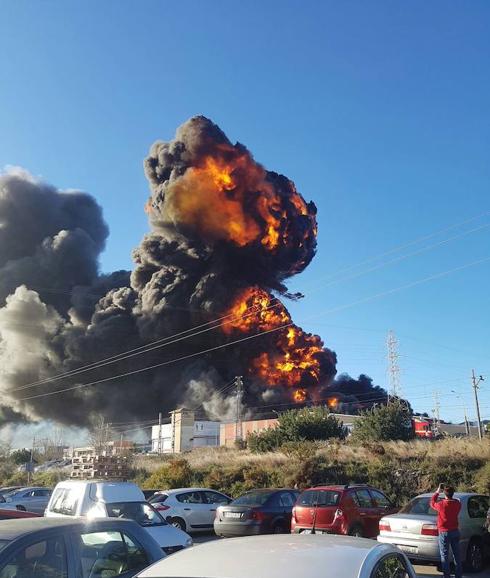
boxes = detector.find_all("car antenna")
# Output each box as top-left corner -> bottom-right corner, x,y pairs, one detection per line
311,490 -> 319,535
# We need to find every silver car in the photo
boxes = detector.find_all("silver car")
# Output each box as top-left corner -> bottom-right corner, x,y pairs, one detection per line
377,492 -> 490,573
149,488 -> 231,533
2,486 -> 52,514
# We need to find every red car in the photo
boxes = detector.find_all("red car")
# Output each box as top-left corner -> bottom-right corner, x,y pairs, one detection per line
0,508 -> 41,520
291,484 -> 398,538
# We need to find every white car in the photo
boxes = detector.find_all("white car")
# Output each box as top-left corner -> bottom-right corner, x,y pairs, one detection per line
45,480 -> 193,554
1,487 -> 52,514
136,534 -> 418,578
149,488 -> 231,533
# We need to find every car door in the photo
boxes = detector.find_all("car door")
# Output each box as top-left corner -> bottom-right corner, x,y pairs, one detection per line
464,495 -> 489,541
355,489 -> 379,537
29,489 -> 51,513
369,489 -> 397,529
202,491 -> 231,527
174,491 -> 210,529
278,491 -> 296,529
0,533 -> 69,578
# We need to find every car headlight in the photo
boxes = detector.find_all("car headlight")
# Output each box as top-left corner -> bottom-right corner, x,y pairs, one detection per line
185,537 -> 193,547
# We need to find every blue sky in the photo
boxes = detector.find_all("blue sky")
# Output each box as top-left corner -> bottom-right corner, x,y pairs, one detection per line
1,0 -> 489,424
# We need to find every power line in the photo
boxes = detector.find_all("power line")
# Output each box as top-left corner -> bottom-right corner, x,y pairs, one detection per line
16,254 -> 490,402
6,212 -> 490,395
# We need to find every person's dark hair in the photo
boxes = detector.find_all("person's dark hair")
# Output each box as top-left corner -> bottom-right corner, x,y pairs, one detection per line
444,485 -> 455,498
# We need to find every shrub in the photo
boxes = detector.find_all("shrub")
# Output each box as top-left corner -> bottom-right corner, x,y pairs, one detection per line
278,407 -> 345,442
144,458 -> 192,489
352,402 -> 414,442
248,428 -> 284,453
10,449 -> 32,465
474,461 -> 490,494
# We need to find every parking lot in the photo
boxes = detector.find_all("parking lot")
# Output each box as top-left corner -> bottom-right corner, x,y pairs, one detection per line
193,533 -> 489,578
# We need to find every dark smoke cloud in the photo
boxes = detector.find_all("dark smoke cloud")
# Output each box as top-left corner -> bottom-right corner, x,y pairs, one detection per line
0,119 -> 387,429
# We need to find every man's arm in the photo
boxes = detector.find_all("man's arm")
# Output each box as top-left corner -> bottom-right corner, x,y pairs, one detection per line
430,484 -> 444,511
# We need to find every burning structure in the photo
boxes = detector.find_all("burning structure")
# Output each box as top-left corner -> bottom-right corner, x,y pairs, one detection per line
0,117 -> 388,430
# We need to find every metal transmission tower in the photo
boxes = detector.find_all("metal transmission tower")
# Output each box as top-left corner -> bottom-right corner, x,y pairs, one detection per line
235,376 -> 244,442
386,330 -> 402,402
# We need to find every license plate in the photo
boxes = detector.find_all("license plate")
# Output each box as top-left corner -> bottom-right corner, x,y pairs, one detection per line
301,529 -> 325,534
225,512 -> 242,518
301,529 -> 312,534
398,545 -> 417,554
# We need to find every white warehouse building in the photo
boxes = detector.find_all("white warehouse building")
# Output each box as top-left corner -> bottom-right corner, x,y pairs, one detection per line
151,408 -> 220,453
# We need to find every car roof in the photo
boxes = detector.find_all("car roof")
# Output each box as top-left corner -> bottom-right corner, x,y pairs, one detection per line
0,517 -> 140,541
301,485 -> 374,491
415,493 -> 485,499
138,534 -> 395,578
162,488 -> 226,494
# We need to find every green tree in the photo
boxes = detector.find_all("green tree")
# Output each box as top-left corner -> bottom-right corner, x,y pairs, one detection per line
352,402 -> 414,442
278,406 -> 345,442
10,449 -> 32,465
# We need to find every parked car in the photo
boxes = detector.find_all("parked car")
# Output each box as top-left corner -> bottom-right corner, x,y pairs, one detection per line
377,492 -> 490,572
292,484 -> 398,538
0,508 -> 41,520
45,480 -> 193,554
2,487 -> 52,514
149,488 -> 231,532
214,488 -> 299,537
136,534 -> 417,578
0,516 -> 164,577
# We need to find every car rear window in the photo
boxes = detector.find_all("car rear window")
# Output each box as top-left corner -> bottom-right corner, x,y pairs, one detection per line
232,491 -> 273,506
400,497 -> 437,516
297,490 -> 340,507
49,487 -> 79,516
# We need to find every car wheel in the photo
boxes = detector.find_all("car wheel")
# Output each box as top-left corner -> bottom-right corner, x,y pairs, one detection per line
272,522 -> 287,534
348,525 -> 363,538
170,517 -> 187,532
15,505 -> 26,511
465,538 -> 484,573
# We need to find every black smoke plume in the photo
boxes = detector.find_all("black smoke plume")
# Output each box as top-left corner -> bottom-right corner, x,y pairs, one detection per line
0,119 -> 388,428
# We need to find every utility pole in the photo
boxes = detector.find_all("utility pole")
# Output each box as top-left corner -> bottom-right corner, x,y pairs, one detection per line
386,330 -> 402,402
27,436 -> 35,484
432,391 -> 441,432
235,376 -> 244,442
471,370 -> 484,440
157,412 -> 162,455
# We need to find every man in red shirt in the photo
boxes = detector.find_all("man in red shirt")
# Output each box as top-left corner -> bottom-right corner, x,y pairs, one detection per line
430,484 -> 462,578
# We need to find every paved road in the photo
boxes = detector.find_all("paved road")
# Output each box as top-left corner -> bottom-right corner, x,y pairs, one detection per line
192,533 -> 489,577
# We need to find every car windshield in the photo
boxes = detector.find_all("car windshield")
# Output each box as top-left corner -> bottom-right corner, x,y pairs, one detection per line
400,497 -> 437,516
232,491 -> 273,506
106,501 -> 167,526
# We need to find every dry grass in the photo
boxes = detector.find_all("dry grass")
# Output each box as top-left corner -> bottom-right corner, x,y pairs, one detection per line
133,438 -> 489,477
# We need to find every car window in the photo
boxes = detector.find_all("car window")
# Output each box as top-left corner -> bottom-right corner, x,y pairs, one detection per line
316,490 -> 340,506
297,490 -> 318,506
232,491 -> 273,506
372,555 -> 410,578
33,489 -> 50,497
370,490 -> 392,508
279,492 -> 295,507
0,537 -> 67,578
356,489 -> 374,508
149,493 -> 168,504
176,491 -> 203,504
49,487 -> 79,516
77,530 -> 148,578
203,491 -> 230,505
0,541 -> 10,553
400,497 -> 436,516
106,502 -> 167,526
467,496 -> 489,519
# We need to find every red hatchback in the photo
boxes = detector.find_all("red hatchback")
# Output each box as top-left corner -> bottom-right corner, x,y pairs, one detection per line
291,484 -> 398,538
